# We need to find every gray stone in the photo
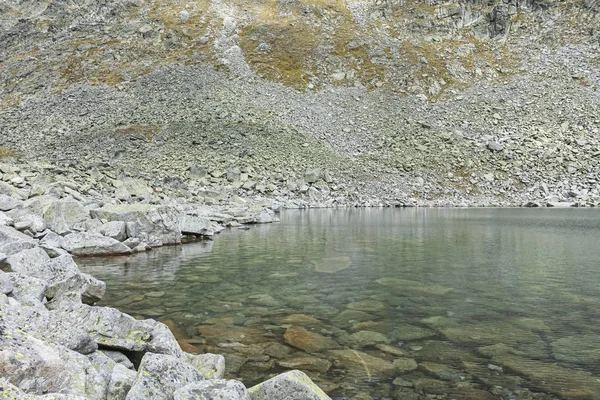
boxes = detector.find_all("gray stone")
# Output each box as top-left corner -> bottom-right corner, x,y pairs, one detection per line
0,269 -> 14,294
5,247 -> 50,275
125,353 -> 204,400
99,221 -> 128,241
61,232 -> 132,256
0,194 -> 23,211
487,141 -> 504,152
0,181 -> 29,200
100,350 -> 135,369
2,302 -> 97,355
8,272 -> 48,304
304,169 -> 321,184
249,370 -> 330,400
0,225 -> 38,256
0,211 -> 13,226
0,323 -> 88,396
179,214 -> 214,236
174,380 -> 251,400
91,204 -> 181,245
188,353 -> 226,379
53,303 -> 183,357
43,199 -> 89,235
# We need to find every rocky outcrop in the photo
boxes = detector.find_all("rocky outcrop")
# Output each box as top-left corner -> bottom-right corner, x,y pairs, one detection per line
0,177 -> 329,400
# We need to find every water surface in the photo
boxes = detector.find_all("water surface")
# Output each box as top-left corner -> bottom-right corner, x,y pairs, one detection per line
79,209 -> 600,400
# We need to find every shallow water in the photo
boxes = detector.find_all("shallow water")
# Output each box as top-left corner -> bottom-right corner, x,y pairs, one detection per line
78,209 -> 600,399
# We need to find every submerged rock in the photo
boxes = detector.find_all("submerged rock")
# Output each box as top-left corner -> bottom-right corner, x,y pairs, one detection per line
551,334 -> 600,365
249,370 -> 331,400
283,326 -> 340,353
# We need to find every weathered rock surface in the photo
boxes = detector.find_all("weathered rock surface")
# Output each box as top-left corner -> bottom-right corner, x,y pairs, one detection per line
125,353 -> 204,400
91,205 -> 182,246
249,370 -> 331,400
174,380 -> 251,400
61,233 -> 132,256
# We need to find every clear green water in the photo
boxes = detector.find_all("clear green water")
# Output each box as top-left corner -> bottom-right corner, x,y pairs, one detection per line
78,209 -> 600,400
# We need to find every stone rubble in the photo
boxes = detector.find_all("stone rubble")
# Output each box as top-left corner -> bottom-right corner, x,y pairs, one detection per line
0,170 -> 329,400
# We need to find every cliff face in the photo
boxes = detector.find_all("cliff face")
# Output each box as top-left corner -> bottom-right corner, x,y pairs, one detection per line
0,0 -> 599,206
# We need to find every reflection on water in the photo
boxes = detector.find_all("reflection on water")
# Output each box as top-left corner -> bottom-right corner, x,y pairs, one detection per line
78,209 -> 600,400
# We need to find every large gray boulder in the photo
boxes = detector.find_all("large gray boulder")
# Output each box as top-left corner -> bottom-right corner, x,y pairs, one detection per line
126,353 -> 204,400
249,370 -> 331,400
0,194 -> 23,211
0,225 -> 37,256
5,247 -> 50,275
0,321 -> 90,397
52,303 -> 183,358
179,214 -> 214,236
99,221 -> 128,241
43,199 -> 89,235
61,232 -> 132,256
0,181 -> 29,200
91,204 -> 181,245
7,272 -> 48,305
174,380 -> 251,400
2,302 -> 97,355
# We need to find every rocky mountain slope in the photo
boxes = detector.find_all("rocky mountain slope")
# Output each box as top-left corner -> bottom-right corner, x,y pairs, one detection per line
1,0 -> 599,206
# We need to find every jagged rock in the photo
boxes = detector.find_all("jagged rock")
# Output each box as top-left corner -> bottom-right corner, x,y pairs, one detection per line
7,272 -> 48,304
179,214 -> 214,236
5,247 -> 50,275
0,321 -> 92,397
2,302 -> 97,354
91,204 -> 181,245
0,225 -> 38,256
249,370 -> 330,400
43,199 -> 89,235
0,269 -> 14,294
53,303 -> 183,358
188,353 -> 226,379
0,211 -> 13,226
60,232 -> 132,256
125,353 -> 204,400
174,380 -> 251,400
0,194 -> 23,211
0,181 -> 29,200
99,221 -> 128,241
304,169 -> 321,184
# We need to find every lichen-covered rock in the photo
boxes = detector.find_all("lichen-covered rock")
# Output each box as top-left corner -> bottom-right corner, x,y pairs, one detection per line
52,303 -> 183,358
249,370 -> 331,400
0,321 -> 90,397
125,353 -> 204,400
60,232 -> 132,256
174,379 -> 251,400
6,247 -> 50,275
7,272 -> 48,305
188,353 -> 226,379
91,204 -> 181,245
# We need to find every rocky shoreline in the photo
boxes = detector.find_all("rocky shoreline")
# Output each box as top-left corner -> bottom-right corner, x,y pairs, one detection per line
0,158 -> 335,400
